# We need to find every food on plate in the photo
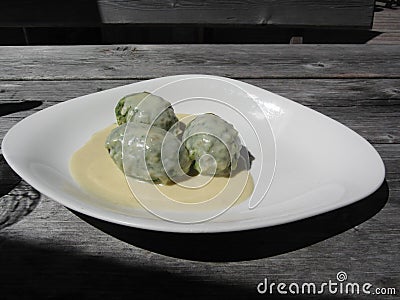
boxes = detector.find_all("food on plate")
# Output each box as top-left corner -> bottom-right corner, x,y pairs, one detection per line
107,92 -> 245,186
105,122 -> 192,184
115,92 -> 178,131
70,122 -> 254,208
70,91 -> 254,209
182,113 -> 242,176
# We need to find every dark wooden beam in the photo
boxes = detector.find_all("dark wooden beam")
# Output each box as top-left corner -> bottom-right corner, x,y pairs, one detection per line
98,0 -> 375,29
0,0 -> 375,29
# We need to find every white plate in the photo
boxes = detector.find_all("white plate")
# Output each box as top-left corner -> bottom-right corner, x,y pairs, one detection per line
2,75 -> 385,233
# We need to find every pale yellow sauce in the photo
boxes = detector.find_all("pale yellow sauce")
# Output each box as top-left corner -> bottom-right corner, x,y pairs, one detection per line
70,114 -> 254,210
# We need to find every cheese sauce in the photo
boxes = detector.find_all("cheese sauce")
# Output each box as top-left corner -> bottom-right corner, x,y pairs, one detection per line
70,115 -> 254,210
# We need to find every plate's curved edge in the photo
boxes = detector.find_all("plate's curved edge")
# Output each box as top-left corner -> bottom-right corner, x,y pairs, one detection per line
1,74 -> 387,234
228,75 -> 386,184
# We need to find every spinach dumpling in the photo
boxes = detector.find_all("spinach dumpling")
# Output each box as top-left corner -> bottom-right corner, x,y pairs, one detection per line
115,92 -> 178,131
105,122 -> 191,184
182,113 -> 242,176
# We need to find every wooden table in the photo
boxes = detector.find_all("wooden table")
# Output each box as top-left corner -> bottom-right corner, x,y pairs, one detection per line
0,45 -> 399,299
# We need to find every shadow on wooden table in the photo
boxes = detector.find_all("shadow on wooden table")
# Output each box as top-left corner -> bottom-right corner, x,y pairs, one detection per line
0,154 -> 41,230
0,154 -> 20,197
0,101 -> 43,229
0,240 -> 350,300
0,101 -> 42,117
0,240 -> 254,299
73,180 -> 389,262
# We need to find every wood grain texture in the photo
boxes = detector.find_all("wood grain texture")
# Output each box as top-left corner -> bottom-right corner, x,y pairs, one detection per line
98,0 -> 374,28
0,45 -> 399,80
373,6 -> 400,32
0,78 -> 399,107
0,180 -> 40,230
0,79 -> 399,145
0,0 -> 374,29
0,45 -> 399,299
369,32 -> 400,44
369,6 -> 400,45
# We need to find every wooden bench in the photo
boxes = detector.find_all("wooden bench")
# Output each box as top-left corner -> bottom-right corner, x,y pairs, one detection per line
0,0 -> 376,44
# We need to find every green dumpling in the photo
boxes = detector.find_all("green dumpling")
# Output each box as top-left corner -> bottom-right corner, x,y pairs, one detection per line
105,122 -> 192,184
115,92 -> 178,131
182,113 -> 242,176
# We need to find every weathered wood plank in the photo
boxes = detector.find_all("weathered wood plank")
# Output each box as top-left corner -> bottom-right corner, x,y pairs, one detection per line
0,0 -> 374,28
373,7 -> 400,32
98,0 -> 374,28
368,6 -> 400,45
368,31 -> 400,45
1,79 -> 399,145
0,45 -> 399,80
374,144 -> 400,176
309,106 -> 400,144
1,79 -> 399,107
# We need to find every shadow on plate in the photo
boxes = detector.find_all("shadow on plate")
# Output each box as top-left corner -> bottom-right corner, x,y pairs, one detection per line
72,180 -> 389,262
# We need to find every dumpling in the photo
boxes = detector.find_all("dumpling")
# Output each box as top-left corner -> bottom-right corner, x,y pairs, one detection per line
182,113 -> 242,176
115,92 -> 178,131
105,122 -> 192,184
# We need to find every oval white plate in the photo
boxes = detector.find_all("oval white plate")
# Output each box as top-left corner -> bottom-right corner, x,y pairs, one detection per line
2,75 -> 385,233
